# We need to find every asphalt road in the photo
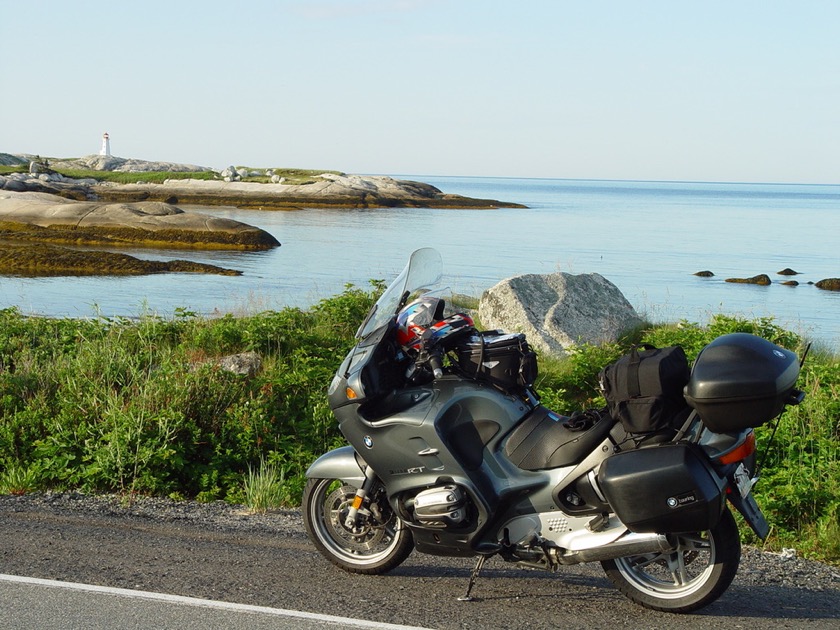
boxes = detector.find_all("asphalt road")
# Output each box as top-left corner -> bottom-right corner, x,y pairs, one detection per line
0,575 -> 432,630
1,495 -> 838,629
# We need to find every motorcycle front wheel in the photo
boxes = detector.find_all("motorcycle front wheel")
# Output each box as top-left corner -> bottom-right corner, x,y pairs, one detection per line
601,508 -> 741,613
302,477 -> 414,574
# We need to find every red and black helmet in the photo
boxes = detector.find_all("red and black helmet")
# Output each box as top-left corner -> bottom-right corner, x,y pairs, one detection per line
396,295 -> 474,351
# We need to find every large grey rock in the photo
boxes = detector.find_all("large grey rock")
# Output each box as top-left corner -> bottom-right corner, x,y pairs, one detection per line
46,154 -> 212,173
218,352 -> 262,377
0,171 -> 94,198
0,153 -> 28,167
478,272 -> 642,356
0,176 -> 27,192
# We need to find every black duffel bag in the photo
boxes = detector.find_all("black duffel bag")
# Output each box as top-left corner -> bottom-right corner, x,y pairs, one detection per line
599,344 -> 690,435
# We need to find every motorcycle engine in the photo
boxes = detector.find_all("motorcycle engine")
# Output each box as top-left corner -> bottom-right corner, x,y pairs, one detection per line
410,484 -> 469,528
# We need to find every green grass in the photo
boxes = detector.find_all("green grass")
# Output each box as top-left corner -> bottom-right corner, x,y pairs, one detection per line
0,296 -> 837,563
54,169 -> 219,184
243,458 -> 288,513
232,167 -> 344,186
0,165 -> 27,175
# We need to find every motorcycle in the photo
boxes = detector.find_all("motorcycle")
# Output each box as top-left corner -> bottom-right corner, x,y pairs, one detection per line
302,247 -> 805,613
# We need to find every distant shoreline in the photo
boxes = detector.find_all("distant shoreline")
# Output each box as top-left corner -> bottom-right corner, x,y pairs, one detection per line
92,178 -> 526,210
0,154 -> 526,210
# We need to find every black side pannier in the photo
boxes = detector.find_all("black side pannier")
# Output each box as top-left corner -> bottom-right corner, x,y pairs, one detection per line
457,331 -> 537,393
599,345 -> 690,435
597,443 -> 726,533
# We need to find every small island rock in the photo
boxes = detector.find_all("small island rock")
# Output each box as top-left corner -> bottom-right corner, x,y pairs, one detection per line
725,274 -> 771,286
815,278 -> 840,291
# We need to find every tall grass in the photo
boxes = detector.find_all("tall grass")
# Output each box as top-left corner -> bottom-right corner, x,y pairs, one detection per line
0,298 -> 837,563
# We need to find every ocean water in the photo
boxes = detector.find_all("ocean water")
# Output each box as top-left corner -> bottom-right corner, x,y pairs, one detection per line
2,177 -> 839,348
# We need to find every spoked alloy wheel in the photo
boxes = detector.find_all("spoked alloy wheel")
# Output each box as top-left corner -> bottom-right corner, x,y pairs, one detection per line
601,509 -> 741,613
302,477 -> 413,574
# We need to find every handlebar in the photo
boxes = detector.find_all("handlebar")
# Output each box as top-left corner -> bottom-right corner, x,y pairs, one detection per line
429,352 -> 444,379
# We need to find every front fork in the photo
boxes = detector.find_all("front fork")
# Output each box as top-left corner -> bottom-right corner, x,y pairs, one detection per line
344,465 -> 379,529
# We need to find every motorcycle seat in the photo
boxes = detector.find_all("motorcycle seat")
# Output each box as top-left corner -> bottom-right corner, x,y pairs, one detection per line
504,406 -> 614,471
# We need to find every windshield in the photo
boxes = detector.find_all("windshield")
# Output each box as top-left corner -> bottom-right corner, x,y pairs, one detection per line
357,247 -> 443,339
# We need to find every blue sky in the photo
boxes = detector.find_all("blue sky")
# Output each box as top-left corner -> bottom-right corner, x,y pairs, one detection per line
2,0 -> 838,183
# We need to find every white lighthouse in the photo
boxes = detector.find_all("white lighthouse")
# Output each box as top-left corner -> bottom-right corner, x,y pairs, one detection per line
100,132 -> 111,156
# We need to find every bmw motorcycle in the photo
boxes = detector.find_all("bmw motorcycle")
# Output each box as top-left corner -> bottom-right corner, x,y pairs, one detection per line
303,247 -> 804,613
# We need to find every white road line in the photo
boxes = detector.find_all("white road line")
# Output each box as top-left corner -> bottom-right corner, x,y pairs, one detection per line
0,573 -> 434,630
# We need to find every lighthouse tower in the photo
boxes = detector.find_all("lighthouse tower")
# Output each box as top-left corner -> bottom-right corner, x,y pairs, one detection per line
100,132 -> 111,156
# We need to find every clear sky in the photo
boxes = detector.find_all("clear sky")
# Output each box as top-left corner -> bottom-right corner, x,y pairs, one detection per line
2,0 -> 838,183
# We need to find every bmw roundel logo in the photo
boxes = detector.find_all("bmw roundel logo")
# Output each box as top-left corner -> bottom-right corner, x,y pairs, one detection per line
667,497 -> 678,508
363,435 -> 374,449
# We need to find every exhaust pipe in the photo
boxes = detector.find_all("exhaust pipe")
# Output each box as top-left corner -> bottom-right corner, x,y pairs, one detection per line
557,532 -> 675,564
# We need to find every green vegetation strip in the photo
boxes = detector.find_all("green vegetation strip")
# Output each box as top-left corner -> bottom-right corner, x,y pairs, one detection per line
0,291 -> 837,564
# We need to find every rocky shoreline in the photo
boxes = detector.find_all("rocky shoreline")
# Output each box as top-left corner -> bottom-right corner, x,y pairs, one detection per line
0,154 -> 524,210
0,154 -> 525,276
94,174 -> 526,210
0,189 -> 280,276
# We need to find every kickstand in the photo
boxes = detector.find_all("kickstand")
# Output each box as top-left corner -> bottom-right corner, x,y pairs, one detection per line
458,555 -> 488,602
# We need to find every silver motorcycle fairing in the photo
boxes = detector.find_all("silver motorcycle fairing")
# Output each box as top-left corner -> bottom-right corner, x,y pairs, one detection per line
305,445 -> 366,486
335,377 -> 533,498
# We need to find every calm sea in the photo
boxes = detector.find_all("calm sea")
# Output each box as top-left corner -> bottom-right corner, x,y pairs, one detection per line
3,177 -> 839,348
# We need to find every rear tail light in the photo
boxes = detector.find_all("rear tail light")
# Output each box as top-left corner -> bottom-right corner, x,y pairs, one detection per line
717,430 -> 756,465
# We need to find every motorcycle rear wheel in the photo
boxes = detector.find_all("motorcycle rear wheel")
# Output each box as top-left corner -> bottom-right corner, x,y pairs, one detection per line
303,477 -> 414,574
601,508 -> 740,613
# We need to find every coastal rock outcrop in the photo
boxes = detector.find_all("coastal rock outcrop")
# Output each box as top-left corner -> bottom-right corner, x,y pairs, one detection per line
0,242 -> 241,276
100,173 -> 523,209
0,191 -> 279,250
478,272 -> 642,356
3,154 -> 522,209
0,153 -> 27,167
725,274 -> 772,285
46,154 -> 211,173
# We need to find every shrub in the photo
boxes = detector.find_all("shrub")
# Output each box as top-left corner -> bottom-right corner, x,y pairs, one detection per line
0,299 -> 836,563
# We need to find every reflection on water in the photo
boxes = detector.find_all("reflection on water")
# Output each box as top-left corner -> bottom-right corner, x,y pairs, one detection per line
2,177 -> 839,347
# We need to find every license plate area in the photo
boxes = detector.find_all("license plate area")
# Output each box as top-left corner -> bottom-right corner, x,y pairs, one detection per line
733,462 -> 752,498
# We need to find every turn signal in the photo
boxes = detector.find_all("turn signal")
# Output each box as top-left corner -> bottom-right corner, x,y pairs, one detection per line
345,387 -> 358,400
717,431 -> 756,465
